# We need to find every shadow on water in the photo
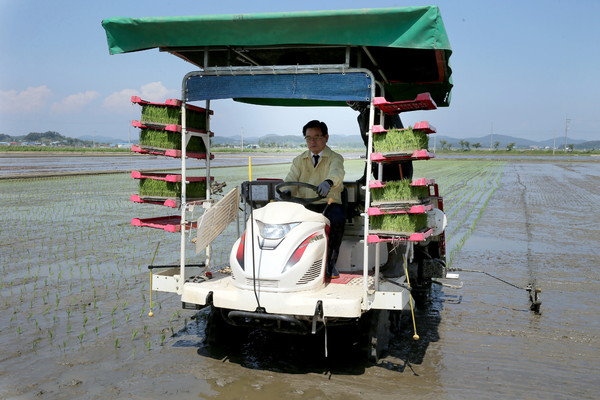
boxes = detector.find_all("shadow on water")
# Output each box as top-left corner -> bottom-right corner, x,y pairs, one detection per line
169,284 -> 448,377
380,283 -> 452,373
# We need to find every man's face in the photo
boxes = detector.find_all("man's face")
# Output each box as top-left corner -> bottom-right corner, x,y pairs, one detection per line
304,127 -> 328,154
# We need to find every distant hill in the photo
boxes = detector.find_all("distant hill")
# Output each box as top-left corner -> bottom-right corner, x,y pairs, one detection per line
433,134 -> 597,150
1,130 -> 596,150
575,140 -> 600,150
0,131 -> 95,147
78,134 -> 136,145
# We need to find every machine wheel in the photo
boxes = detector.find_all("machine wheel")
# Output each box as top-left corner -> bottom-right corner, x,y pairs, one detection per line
360,309 -> 391,363
205,306 -> 248,348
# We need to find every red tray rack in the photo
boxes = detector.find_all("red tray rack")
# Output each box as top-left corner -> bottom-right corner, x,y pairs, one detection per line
373,93 -> 437,115
132,120 -> 212,135
370,149 -> 434,162
131,216 -> 197,233
367,229 -> 434,243
130,96 -> 213,115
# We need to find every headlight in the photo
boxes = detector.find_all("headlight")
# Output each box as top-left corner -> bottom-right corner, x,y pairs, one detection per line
256,221 -> 299,239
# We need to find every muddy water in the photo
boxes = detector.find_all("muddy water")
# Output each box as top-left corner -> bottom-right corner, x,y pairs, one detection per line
1,159 -> 598,399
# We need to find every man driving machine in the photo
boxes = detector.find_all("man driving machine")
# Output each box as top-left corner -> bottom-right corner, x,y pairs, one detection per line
285,120 -> 345,279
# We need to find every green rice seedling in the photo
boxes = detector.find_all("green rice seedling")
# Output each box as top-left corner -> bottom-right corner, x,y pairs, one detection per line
373,127 -> 429,154
140,103 -> 208,131
370,213 -> 428,233
371,180 -> 430,202
138,178 -> 207,199
138,129 -> 207,153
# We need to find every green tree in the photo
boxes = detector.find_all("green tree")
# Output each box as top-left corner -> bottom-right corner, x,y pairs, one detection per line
472,142 -> 482,149
506,142 -> 515,151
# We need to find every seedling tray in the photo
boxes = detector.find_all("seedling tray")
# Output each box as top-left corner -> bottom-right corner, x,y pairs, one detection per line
373,127 -> 429,155
372,121 -> 436,134
138,128 -> 207,153
132,171 -> 212,200
131,144 -> 213,160
369,213 -> 428,234
369,179 -> 432,205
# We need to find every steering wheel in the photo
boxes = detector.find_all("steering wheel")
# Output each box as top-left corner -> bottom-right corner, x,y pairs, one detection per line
275,182 -> 324,205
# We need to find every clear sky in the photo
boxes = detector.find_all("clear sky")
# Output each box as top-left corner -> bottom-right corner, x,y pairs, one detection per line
1,0 -> 598,142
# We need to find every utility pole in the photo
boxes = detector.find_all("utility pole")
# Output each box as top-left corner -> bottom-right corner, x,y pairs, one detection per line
490,122 -> 494,150
563,117 -> 571,152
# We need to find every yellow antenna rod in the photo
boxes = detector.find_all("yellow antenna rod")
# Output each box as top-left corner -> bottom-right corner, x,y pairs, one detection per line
248,156 -> 253,181
148,271 -> 154,317
403,244 -> 419,340
148,242 -> 161,317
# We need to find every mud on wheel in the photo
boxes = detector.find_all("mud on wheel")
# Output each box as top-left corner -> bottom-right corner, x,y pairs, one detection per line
205,306 -> 249,348
359,309 -> 391,363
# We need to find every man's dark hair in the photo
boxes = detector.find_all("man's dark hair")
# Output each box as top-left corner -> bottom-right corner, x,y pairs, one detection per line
302,120 -> 328,136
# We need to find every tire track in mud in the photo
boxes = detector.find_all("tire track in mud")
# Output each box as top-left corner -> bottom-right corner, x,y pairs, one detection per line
513,164 -> 538,288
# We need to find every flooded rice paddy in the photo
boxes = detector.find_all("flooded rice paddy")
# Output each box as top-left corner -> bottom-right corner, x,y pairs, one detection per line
0,155 -> 598,399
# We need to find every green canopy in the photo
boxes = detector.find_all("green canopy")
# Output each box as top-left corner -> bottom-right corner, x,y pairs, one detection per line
102,6 -> 453,106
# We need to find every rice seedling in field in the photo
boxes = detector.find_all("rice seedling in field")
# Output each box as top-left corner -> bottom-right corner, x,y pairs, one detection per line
138,178 -> 207,199
139,129 -> 207,153
371,180 -> 430,202
0,158 -> 510,367
140,103 -> 208,131
373,127 -> 429,153
369,213 -> 428,233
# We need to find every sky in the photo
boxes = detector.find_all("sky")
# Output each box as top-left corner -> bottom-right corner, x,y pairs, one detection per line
1,0 -> 599,143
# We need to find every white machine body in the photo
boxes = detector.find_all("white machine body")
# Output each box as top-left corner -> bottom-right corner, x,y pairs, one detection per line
229,201 -> 330,293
